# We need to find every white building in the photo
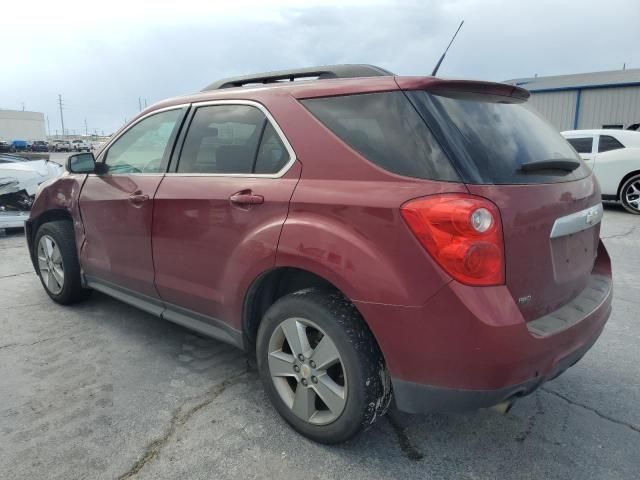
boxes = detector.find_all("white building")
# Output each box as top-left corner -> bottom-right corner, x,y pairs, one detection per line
0,109 -> 46,140
504,69 -> 640,131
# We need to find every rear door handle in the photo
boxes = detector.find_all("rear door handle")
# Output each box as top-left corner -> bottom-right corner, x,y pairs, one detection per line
128,191 -> 149,206
229,191 -> 264,205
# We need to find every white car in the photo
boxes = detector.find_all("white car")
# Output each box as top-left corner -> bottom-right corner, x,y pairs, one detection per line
0,159 -> 63,229
561,129 -> 640,214
51,140 -> 72,152
71,139 -> 91,152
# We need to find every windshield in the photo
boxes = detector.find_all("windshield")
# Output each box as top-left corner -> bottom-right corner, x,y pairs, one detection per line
407,91 -> 590,185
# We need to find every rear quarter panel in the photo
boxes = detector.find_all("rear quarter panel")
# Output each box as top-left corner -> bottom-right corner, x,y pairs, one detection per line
271,90 -> 466,306
277,178 -> 465,306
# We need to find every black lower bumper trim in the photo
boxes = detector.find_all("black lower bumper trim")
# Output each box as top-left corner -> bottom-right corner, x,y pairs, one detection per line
392,322 -> 605,414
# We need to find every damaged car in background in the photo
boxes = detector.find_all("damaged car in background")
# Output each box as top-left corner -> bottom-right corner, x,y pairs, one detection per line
0,155 -> 63,229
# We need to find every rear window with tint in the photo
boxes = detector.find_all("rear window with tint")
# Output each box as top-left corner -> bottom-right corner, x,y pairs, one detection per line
407,91 -> 591,185
567,137 -> 594,154
302,92 -> 459,181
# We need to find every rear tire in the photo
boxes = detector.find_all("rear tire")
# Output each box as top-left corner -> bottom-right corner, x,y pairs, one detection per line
256,288 -> 391,443
34,221 -> 90,305
620,174 -> 640,214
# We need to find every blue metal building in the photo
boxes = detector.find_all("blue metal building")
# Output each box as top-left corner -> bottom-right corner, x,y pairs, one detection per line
504,69 -> 640,131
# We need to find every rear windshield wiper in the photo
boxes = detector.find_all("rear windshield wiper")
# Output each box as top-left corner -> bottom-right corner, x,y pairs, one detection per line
519,159 -> 581,173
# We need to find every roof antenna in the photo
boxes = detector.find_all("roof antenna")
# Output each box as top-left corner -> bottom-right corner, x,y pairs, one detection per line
431,20 -> 464,76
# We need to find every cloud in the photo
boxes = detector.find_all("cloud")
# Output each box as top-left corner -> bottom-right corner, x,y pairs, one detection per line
1,0 -> 638,134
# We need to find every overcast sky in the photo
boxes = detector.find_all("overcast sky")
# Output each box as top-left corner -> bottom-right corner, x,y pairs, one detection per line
2,0 -> 638,135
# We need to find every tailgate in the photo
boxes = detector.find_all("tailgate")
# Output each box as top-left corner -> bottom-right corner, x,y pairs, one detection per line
468,176 -> 602,321
403,84 -> 602,321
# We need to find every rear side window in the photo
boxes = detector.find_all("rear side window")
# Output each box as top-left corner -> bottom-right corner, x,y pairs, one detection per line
567,137 -> 594,154
177,105 -> 290,174
302,92 -> 459,181
408,91 -> 590,185
598,135 -> 625,153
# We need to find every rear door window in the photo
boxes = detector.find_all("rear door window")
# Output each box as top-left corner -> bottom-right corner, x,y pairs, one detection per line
254,123 -> 289,174
408,91 -> 591,185
597,135 -> 625,153
177,104 -> 291,174
567,137 -> 594,154
302,92 -> 459,181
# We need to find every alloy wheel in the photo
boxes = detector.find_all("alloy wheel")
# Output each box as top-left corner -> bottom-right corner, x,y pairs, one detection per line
267,317 -> 347,425
624,179 -> 640,212
37,235 -> 64,294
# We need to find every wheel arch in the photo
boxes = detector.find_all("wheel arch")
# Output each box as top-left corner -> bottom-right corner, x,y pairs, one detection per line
242,266 -> 384,358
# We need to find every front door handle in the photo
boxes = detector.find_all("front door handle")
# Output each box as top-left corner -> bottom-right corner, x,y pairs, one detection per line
229,191 -> 264,206
128,191 -> 149,206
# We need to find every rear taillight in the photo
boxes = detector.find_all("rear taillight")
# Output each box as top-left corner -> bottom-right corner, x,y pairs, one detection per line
400,194 -> 505,286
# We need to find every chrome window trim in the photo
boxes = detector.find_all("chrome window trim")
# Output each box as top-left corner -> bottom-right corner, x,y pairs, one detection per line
167,99 -> 297,179
550,203 -> 604,239
87,173 -> 166,177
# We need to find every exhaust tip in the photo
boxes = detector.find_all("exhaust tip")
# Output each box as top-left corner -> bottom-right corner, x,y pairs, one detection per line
490,400 -> 514,415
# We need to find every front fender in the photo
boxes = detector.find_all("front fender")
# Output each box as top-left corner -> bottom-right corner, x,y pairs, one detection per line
28,173 -> 87,260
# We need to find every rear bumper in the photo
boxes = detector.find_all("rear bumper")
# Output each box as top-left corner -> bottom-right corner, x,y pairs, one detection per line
355,241 -> 612,414
392,316 -> 605,413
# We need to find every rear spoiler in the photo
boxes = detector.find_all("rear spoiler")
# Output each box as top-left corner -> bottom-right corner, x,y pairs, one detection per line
396,77 -> 530,101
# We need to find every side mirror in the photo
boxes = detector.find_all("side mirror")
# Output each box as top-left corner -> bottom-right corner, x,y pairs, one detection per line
66,152 -> 96,173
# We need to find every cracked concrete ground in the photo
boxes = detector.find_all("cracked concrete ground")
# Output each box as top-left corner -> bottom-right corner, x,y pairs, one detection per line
1,204 -> 639,479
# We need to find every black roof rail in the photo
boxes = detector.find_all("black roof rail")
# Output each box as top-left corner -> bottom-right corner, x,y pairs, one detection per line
202,64 -> 394,91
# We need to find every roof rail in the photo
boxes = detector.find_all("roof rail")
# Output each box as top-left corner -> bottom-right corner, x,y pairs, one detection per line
202,64 -> 394,91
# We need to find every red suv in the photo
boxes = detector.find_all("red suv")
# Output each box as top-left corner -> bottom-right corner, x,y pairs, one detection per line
26,65 -> 612,443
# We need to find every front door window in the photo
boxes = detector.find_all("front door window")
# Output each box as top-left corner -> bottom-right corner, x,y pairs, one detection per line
104,109 -> 182,174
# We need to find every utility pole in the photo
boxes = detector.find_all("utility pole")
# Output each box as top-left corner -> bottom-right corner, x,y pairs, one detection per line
21,102 -> 25,111
138,97 -> 142,111
46,116 -> 51,137
58,94 -> 65,137
84,118 -> 88,136
144,98 -> 148,108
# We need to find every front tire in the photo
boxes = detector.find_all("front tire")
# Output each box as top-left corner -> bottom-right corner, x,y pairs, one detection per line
34,221 -> 90,304
620,174 -> 640,214
256,288 -> 391,443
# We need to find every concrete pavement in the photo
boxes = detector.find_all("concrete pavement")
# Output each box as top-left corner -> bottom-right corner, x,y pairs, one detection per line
1,205 -> 638,479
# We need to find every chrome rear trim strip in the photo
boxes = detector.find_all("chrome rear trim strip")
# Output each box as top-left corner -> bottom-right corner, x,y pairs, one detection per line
550,203 -> 603,239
